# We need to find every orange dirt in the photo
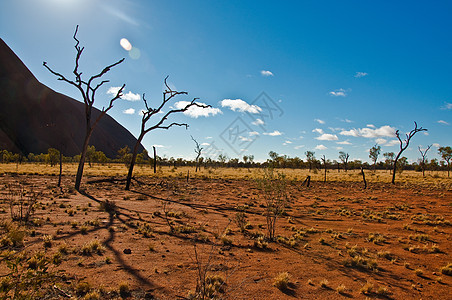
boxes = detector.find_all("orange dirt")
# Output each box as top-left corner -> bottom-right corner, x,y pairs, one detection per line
1,172 -> 451,299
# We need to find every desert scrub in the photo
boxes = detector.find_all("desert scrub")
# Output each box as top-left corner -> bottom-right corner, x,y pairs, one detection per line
273,272 -> 291,290
0,222 -> 25,248
137,223 -> 153,238
319,279 -> 329,288
409,234 -> 429,242
440,263 -> 452,275
118,282 -> 130,298
360,281 -> 374,295
81,239 -> 106,255
344,256 -> 378,271
43,234 -> 53,248
83,291 -> 100,300
367,232 -> 386,244
234,212 -> 248,232
80,225 -> 89,235
336,284 -> 347,295
0,250 -> 57,299
253,235 -> 269,249
256,168 -> 288,240
76,281 -> 91,296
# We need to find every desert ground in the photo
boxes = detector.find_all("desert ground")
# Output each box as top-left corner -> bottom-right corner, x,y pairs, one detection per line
1,163 -> 451,299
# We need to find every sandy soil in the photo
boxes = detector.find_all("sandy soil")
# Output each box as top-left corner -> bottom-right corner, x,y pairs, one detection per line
1,171 -> 451,299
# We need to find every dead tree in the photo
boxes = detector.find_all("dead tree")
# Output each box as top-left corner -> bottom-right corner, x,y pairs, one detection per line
392,122 -> 427,184
338,151 -> 350,172
125,77 -> 210,190
191,136 -> 203,172
43,25 -> 125,191
418,145 -> 432,178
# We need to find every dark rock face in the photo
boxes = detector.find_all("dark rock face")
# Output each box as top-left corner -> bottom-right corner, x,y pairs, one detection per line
0,38 -> 143,157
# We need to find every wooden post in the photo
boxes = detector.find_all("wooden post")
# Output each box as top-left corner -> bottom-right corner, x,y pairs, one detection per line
361,167 -> 367,189
302,175 -> 311,187
153,146 -> 157,174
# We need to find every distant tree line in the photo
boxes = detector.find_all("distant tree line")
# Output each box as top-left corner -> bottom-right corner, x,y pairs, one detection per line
1,146 -> 451,176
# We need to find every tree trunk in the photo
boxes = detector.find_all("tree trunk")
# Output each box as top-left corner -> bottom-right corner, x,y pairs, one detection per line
75,129 -> 92,191
153,146 -> 157,174
391,152 -> 402,184
58,150 -> 63,188
125,134 -> 144,190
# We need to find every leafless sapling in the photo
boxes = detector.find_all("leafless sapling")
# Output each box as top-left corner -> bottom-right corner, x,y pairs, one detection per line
418,145 -> 432,177
43,25 -> 125,191
338,151 -> 350,172
191,136 -> 203,172
392,122 -> 427,184
125,77 -> 210,190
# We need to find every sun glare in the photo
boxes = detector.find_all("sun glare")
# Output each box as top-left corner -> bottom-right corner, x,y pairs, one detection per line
120,38 -> 132,51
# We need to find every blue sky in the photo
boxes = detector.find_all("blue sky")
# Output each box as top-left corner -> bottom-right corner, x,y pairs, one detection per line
1,0 -> 451,163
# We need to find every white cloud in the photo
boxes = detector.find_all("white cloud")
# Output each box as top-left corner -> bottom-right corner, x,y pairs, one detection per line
335,146 -> 343,150
123,108 -> 135,115
344,119 -> 353,123
312,128 -> 324,134
249,131 -> 260,136
337,140 -> 352,145
329,88 -> 347,97
294,145 -> 305,150
437,120 -> 450,125
263,130 -> 282,136
101,5 -> 139,26
385,140 -> 399,146
107,86 -> 122,95
433,143 -> 440,147
122,91 -> 141,101
220,99 -> 262,114
315,133 -> 338,141
239,136 -> 253,142
441,102 -> 452,110
261,70 -> 274,77
206,136 -> 213,139
315,144 -> 327,150
315,118 -> 325,124
152,144 -> 165,148
366,124 -> 376,128
107,87 -> 140,101
201,142 -> 210,146
354,72 -> 368,78
174,101 -> 222,118
283,140 -> 292,146
252,118 -> 265,125
340,125 -> 396,138
375,138 -> 387,145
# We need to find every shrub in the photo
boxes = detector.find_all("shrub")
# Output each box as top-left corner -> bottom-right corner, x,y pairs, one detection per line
440,263 -> 452,276
273,272 -> 291,290
256,168 -> 288,240
118,282 -> 130,298
81,240 -> 105,256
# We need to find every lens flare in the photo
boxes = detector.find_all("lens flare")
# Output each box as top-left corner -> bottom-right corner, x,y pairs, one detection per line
120,38 -> 132,51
